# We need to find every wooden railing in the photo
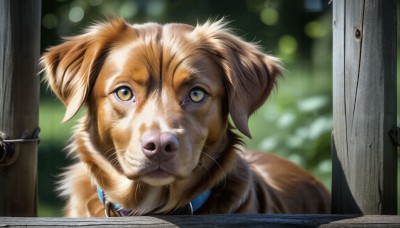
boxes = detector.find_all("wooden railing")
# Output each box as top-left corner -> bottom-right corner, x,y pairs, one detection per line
1,214 -> 400,227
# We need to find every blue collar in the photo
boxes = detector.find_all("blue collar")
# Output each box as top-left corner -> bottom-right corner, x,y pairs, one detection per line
189,189 -> 211,213
96,186 -> 211,216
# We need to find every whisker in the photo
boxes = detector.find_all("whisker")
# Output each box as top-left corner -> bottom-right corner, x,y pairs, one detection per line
104,148 -> 116,158
194,158 -> 212,182
200,151 -> 224,174
200,151 -> 227,188
107,148 -> 130,169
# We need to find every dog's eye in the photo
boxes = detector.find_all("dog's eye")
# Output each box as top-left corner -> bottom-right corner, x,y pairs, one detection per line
115,86 -> 134,101
189,87 -> 207,103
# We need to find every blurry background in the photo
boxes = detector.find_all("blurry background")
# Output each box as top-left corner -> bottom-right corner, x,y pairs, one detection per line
38,0 -> 400,216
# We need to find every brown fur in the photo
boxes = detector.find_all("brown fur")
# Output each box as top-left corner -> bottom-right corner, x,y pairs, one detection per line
42,19 -> 330,217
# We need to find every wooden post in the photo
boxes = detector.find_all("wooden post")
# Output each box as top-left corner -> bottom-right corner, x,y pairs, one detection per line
0,0 -> 41,216
332,0 -> 397,214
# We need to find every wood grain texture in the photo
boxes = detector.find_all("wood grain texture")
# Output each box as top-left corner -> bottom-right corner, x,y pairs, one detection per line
321,215 -> 400,228
0,214 -> 360,228
1,215 -> 400,228
332,0 -> 397,214
0,0 -> 41,216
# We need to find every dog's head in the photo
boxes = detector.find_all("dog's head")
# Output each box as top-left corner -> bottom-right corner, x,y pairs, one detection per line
42,19 -> 281,187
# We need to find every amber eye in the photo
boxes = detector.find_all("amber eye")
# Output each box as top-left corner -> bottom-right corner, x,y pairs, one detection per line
115,86 -> 134,101
189,87 -> 207,103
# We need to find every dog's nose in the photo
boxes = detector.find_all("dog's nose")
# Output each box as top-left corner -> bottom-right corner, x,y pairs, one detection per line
141,132 -> 179,160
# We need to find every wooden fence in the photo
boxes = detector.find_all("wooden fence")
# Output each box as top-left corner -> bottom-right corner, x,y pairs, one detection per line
0,0 -> 41,217
2,214 -> 400,227
0,0 -> 398,226
331,0 -> 397,214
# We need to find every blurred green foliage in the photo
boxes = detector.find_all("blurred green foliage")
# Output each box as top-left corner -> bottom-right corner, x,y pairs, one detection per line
38,0 -> 400,216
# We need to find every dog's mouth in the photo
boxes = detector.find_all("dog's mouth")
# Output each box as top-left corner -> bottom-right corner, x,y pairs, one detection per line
139,166 -> 177,186
123,160 -> 181,186
143,168 -> 173,179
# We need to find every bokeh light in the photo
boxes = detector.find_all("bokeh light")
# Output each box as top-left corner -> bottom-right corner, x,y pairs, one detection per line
304,21 -> 328,38
69,6 -> 85,23
260,7 -> 279,26
278,35 -> 297,55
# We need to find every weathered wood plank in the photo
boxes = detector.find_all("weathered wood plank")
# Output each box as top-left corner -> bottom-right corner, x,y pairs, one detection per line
331,0 -> 397,214
321,215 -> 400,228
0,214 -> 359,228
0,0 -> 41,216
1,215 -> 400,227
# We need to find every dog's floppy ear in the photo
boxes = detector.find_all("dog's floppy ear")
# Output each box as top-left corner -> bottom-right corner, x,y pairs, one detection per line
41,19 -> 129,122
192,20 -> 282,137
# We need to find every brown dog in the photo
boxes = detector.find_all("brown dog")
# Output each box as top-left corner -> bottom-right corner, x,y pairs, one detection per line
42,19 -> 330,217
